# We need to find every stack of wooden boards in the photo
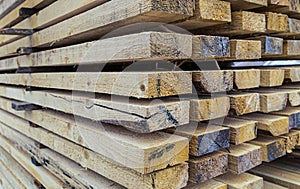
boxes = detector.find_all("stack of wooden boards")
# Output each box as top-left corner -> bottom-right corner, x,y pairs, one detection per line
1,0 -> 300,188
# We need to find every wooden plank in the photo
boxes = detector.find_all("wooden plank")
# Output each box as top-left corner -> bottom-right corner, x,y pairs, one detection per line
225,143 -> 262,174
0,120 -> 189,189
192,35 -> 230,59
0,107 -> 189,174
0,148 -> 42,189
274,18 -> 300,38
283,40 -> 300,56
0,85 -> 190,133
0,0 -> 194,57
279,130 -> 300,153
0,71 -> 192,99
189,151 -> 228,183
264,181 -> 288,189
215,172 -> 263,189
186,179 -> 227,189
175,0 -> 231,30
271,106 -> 300,129
221,117 -> 257,145
228,39 -> 262,60
228,92 -> 260,115
190,97 -> 230,121
248,36 -> 283,57
249,135 -> 286,162
192,70 -> 233,93
170,123 -> 230,156
265,12 -> 288,33
281,66 -> 300,82
226,0 -> 267,10
0,0 -> 24,19
260,69 -> 285,87
0,160 -> 26,189
0,31 -> 192,71
258,1 -> 300,19
254,90 -> 287,113
233,69 -> 260,89
0,169 -> 15,189
240,113 -> 289,136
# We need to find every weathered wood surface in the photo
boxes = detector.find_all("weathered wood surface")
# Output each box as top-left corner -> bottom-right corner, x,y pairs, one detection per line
0,85 -> 190,133
228,92 -> 260,115
279,130 -> 300,153
265,12 -> 288,33
190,96 -> 230,121
192,35 -> 230,59
260,69 -> 285,87
0,0 -> 24,19
175,0 -> 231,30
225,143 -> 262,174
249,135 -> 286,162
186,179 -> 227,189
171,123 -> 230,156
0,0 -> 194,57
0,71 -> 192,98
257,0 -> 300,19
240,113 -> 289,136
281,66 -> 300,82
0,105 -> 189,174
226,0 -> 267,10
274,18 -> 300,38
221,117 -> 257,144
215,172 -> 263,189
233,69 -> 260,89
271,106 -> 300,129
189,151 -> 228,183
0,116 -> 190,189
248,36 -> 283,57
192,70 -> 233,93
0,160 -> 27,189
228,39 -> 262,60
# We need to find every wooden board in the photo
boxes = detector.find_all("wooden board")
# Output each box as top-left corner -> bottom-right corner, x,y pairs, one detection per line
221,117 -> 257,144
274,18 -> 300,38
249,135 -> 286,162
264,181 -> 288,189
283,40 -> 300,57
0,0 -> 24,19
248,36 -> 283,57
281,66 -> 300,82
189,151 -> 228,183
240,113 -> 289,136
215,172 -> 263,189
192,71 -> 233,93
271,106 -> 300,129
233,69 -> 260,89
186,179 -> 227,189
0,0 -> 194,56
258,1 -> 300,19
0,85 -> 190,133
190,96 -> 230,121
170,123 -> 230,156
175,0 -> 231,30
192,35 -> 230,59
0,160 -> 27,189
225,143 -> 262,174
260,69 -> 285,87
228,39 -> 262,60
226,0 -> 267,10
265,12 -> 288,33
254,90 -> 287,113
0,107 -> 189,174
279,130 -> 300,153
0,117 -> 190,189
228,92 -> 260,115
0,71 -> 192,99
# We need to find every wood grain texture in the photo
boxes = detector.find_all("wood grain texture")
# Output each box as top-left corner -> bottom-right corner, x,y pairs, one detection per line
176,0 -> 231,30
192,71 -> 233,93
221,117 -> 257,144
264,181 -> 288,189
240,113 -> 289,136
0,0 -> 24,19
189,151 -> 228,183
255,90 -> 287,113
228,92 -> 260,115
190,96 -> 230,121
0,71 -> 192,99
248,36 -> 283,56
215,172 -> 263,189
272,106 -> 300,129
281,66 -> 300,82
228,39 -> 262,60
0,85 -> 190,133
225,143 -> 262,174
265,12 -> 288,33
260,69 -> 285,87
233,69 -> 260,89
279,130 -> 300,153
249,135 -> 286,162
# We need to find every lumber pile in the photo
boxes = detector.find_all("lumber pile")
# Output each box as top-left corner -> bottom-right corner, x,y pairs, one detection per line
1,0 -> 300,189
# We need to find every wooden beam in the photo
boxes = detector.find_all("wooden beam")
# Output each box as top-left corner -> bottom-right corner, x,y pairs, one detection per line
0,160 -> 27,189
274,18 -> 300,38
281,66 -> 300,82
271,106 -> 300,129
249,135 -> 286,162
0,0 -> 24,19
190,97 -> 230,121
264,181 -> 288,189
265,12 -> 288,33
253,90 -> 287,113
0,71 -> 192,99
0,116 -> 189,189
0,107 -> 189,174
0,85 -> 190,133
228,39 -> 262,60
233,69 -> 260,89
175,0 -> 231,30
228,92 -> 260,115
248,36 -> 283,57
226,0 -> 267,10
225,143 -> 262,174
240,113 -> 289,136
260,69 -> 285,87
189,151 -> 228,183
215,172 -> 263,189
170,123 -> 230,156
186,179 -> 227,189
221,117 -> 257,145
192,71 -> 233,93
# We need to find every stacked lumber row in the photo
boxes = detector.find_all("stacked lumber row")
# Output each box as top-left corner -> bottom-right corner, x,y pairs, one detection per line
0,0 -> 300,189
